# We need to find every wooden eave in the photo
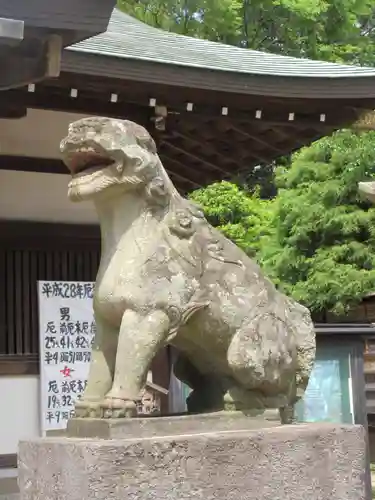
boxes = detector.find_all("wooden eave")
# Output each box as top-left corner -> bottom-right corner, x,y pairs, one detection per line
1,75 -> 374,193
2,9 -> 375,192
0,0 -> 116,46
62,49 -> 375,100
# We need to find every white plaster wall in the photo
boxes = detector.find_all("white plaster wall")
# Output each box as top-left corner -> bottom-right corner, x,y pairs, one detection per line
0,109 -> 90,159
0,108 -> 99,223
0,170 -> 97,224
0,376 -> 40,455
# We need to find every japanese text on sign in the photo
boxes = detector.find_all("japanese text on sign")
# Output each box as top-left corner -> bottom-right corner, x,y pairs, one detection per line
38,281 -> 95,432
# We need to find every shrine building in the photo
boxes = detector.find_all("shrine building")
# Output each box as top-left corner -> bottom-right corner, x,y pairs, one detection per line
2,6 -> 375,488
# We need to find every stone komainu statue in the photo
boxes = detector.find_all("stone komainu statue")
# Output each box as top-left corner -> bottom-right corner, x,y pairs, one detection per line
60,117 -> 316,420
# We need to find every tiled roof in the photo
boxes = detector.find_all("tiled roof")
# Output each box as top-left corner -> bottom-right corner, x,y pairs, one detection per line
69,8 -> 375,79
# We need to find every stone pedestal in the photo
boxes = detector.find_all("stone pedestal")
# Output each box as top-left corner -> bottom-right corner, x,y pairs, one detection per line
18,416 -> 368,500
66,410 -> 281,438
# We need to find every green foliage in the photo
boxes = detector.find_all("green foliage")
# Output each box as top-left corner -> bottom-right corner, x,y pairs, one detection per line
117,1 -> 375,314
259,130 -> 375,314
188,133 -> 375,314
190,133 -> 375,315
118,0 -> 375,64
189,181 -> 273,258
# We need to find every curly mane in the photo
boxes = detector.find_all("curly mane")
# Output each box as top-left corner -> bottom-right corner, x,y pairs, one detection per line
125,120 -> 205,223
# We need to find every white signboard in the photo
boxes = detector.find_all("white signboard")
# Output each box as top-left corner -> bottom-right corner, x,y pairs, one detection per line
38,281 -> 95,432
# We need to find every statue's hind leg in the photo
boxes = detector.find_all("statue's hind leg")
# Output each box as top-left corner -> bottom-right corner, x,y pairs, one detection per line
223,385 -> 288,412
100,309 -> 170,418
173,353 -> 225,413
74,314 -> 118,418
226,314 -> 297,420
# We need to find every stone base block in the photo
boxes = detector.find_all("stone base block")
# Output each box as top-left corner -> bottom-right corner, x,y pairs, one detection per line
66,410 -> 281,439
19,422 -> 368,500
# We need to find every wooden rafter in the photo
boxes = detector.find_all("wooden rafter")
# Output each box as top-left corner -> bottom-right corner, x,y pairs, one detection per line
160,154 -> 210,188
214,137 -> 271,165
171,128 -> 271,166
162,160 -> 203,190
228,124 -> 285,155
180,119 -> 273,165
170,131 -> 236,165
271,125 -> 333,152
161,140 -> 230,176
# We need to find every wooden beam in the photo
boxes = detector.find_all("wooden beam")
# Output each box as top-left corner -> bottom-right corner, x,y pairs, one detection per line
9,82 -> 352,131
0,153 -> 198,193
0,106 -> 27,119
0,41 -> 57,92
0,220 -> 100,242
0,355 -> 38,376
62,76 -> 364,130
0,454 -> 17,469
0,155 -> 66,174
158,101 -> 354,131
188,103 -> 362,130
3,88 -> 152,124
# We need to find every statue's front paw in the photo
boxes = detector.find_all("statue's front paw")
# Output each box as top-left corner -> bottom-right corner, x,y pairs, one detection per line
100,397 -> 137,418
74,400 -> 102,418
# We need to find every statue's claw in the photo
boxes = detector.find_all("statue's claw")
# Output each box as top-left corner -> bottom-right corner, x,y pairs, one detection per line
74,400 -> 101,418
100,397 -> 137,418
223,389 -> 265,412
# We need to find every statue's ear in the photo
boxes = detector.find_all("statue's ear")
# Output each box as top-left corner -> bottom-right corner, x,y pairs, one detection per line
120,144 -> 155,177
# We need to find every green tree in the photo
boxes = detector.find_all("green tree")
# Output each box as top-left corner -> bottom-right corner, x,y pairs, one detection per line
117,0 -> 375,315
118,0 -> 375,64
190,181 -> 273,258
259,130 -> 375,315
